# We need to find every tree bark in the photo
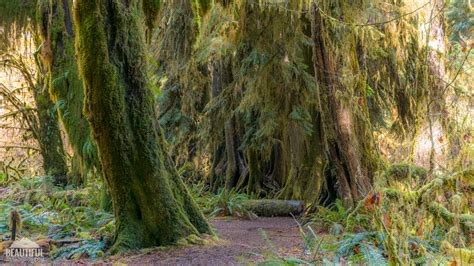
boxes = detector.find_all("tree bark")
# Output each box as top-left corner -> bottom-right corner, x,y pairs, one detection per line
210,56 -> 243,191
310,2 -> 372,207
73,0 -> 211,253
38,0 -> 100,184
427,0 -> 447,171
208,60 -> 226,190
224,117 -> 240,190
32,76 -> 68,186
413,0 -> 448,171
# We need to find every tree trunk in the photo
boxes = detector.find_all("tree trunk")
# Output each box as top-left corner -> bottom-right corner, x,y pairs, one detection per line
73,0 -> 211,253
224,117 -> 240,190
38,0 -> 100,184
310,2 -> 372,207
414,0 -> 448,171
210,56 -> 243,191
427,0 -> 447,172
246,147 -> 262,195
32,76 -> 68,186
208,60 -> 226,191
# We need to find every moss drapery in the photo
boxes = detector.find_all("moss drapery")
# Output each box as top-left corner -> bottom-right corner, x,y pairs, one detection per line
182,0 -> 438,203
310,1 -> 376,206
154,0 -> 378,205
143,0 -> 453,208
0,0 -> 70,185
0,0 -> 35,50
73,0 -> 211,252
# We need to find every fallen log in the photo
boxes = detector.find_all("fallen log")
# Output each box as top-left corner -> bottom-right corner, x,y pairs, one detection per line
241,199 -> 304,217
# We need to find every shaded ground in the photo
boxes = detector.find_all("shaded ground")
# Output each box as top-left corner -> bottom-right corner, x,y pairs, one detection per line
104,217 -> 303,265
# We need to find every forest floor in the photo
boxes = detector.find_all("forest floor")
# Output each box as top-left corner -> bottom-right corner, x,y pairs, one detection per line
98,217 -> 303,265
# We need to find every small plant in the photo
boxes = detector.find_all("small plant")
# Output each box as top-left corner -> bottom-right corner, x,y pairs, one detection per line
308,199 -> 348,233
50,239 -> 106,260
333,231 -> 387,265
0,172 -> 6,184
0,178 -> 113,261
208,188 -> 250,217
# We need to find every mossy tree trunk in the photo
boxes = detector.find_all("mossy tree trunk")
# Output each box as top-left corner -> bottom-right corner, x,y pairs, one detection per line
0,0 -> 68,186
73,0 -> 211,253
32,73 -> 68,186
310,2 -> 372,207
209,56 -> 245,191
208,60 -> 226,191
38,0 -> 100,184
224,117 -> 242,190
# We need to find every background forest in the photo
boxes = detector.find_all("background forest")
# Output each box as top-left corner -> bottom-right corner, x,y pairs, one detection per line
0,0 -> 472,264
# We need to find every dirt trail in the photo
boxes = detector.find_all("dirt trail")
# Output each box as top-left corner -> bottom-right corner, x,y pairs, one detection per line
106,217 -> 303,265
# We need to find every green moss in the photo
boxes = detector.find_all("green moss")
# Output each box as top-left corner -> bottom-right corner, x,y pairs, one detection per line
384,164 -> 428,181
31,71 -> 68,186
142,0 -> 160,34
429,202 -> 474,238
73,0 -> 212,253
38,0 -> 101,184
0,0 -> 35,49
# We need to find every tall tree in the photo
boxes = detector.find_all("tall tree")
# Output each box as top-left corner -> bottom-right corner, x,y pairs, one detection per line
413,0 -> 449,171
0,0 -> 69,185
425,0 -> 448,171
73,0 -> 212,252
0,46 -> 69,186
309,1 -> 380,206
38,0 -> 100,183
31,64 -> 69,186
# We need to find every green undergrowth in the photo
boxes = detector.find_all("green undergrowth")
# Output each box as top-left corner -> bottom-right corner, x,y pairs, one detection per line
255,165 -> 474,265
189,184 -> 255,217
1,167 -> 472,264
0,176 -> 251,259
0,176 -> 113,260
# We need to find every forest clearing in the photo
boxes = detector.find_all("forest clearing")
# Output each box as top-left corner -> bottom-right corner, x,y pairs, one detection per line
0,0 -> 473,265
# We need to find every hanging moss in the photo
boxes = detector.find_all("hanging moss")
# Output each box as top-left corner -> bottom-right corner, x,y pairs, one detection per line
193,1 -> 328,201
0,0 -> 35,49
151,0 -> 213,186
154,0 -> 456,209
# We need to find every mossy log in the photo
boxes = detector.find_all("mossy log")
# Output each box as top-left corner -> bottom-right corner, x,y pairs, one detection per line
241,200 -> 304,217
